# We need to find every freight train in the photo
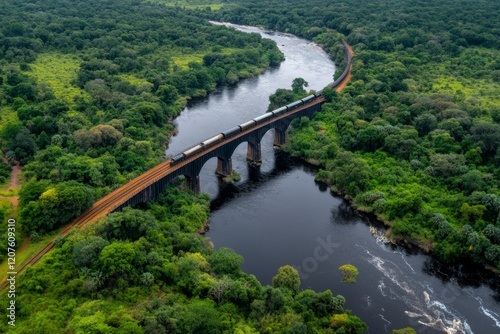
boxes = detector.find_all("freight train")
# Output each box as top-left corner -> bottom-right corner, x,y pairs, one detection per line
169,94 -> 317,166
169,40 -> 352,166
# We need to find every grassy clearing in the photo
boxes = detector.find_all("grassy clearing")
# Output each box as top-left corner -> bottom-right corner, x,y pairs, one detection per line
171,47 -> 238,69
149,0 -> 224,10
433,76 -> 500,107
0,189 -> 17,197
166,3 -> 223,10
0,198 -> 11,213
118,74 -> 154,88
433,47 -> 500,108
0,106 -> 19,134
0,230 -> 56,280
171,53 -> 205,69
28,53 -> 89,106
433,76 -> 475,97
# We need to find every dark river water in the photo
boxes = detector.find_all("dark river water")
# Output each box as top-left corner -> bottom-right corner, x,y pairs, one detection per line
167,24 -> 500,334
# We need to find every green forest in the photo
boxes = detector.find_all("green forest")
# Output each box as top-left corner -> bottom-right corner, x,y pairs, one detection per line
1,183 -> 366,333
204,0 -> 500,271
0,0 -> 284,241
0,0 -> 368,333
1,0 -> 500,333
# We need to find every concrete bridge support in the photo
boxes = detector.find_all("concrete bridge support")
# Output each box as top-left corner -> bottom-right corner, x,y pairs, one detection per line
246,141 -> 262,164
185,175 -> 200,194
274,128 -> 287,146
216,157 -> 233,176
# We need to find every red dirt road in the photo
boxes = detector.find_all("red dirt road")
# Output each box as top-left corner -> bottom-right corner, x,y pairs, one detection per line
0,162 -> 20,207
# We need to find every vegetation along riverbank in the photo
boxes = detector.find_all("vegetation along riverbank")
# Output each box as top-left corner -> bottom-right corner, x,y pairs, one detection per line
206,0 -> 500,272
0,0 -> 369,333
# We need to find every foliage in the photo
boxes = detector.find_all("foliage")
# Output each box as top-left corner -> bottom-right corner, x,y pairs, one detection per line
27,53 -> 89,106
392,328 -> 417,334
267,77 -> 309,111
1,185 -> 366,333
329,313 -> 368,334
339,264 -> 359,283
209,0 -> 500,270
210,247 -> 244,277
0,0 -> 283,236
272,265 -> 301,295
20,180 -> 93,234
223,170 -> 241,183
0,161 -> 11,184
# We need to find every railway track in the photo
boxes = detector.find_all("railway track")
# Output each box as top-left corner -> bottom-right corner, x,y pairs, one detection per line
9,161 -> 171,277
1,41 -> 354,289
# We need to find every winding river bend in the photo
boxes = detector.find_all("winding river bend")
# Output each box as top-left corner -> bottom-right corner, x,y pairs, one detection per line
167,24 -> 500,334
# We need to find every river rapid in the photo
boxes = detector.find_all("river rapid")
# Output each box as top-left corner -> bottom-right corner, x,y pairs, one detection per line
167,23 -> 500,334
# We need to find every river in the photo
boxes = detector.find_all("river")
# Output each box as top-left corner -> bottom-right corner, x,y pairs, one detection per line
167,24 -> 500,334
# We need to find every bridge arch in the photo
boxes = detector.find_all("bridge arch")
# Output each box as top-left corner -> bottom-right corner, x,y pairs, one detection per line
194,121 -> 294,177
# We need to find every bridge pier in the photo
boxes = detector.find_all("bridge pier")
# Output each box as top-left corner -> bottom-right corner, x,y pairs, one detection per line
246,141 -> 262,164
216,157 -> 232,176
185,175 -> 200,194
274,128 -> 287,146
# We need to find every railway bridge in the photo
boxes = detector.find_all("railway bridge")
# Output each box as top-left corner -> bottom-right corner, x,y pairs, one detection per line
113,39 -> 352,211
1,41 -> 353,282
3,93 -> 331,287
114,96 -> 324,211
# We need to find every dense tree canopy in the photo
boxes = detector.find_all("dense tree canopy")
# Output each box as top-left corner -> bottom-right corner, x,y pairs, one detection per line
2,0 -> 499,332
0,0 -> 283,235
1,184 -> 366,333
214,0 -> 500,270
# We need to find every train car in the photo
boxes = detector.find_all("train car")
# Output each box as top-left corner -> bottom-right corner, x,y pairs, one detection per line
286,100 -> 303,110
271,106 -> 287,116
253,112 -> 274,124
170,153 -> 185,166
222,126 -> 241,139
183,144 -> 204,158
301,94 -> 315,104
239,120 -> 256,131
314,89 -> 323,97
201,134 -> 224,149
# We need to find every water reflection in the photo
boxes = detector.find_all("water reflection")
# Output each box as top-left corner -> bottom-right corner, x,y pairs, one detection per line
210,150 -> 294,210
422,258 -> 500,302
206,152 -> 500,333
330,201 -> 360,225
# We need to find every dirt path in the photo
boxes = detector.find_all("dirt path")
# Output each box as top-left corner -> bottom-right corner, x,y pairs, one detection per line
9,162 -> 21,190
0,195 -> 18,207
0,163 -> 21,287
0,161 -> 20,207
18,236 -> 30,253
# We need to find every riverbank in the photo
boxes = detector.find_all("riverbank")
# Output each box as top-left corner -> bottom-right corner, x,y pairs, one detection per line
206,154 -> 500,333
299,153 -> 500,278
0,21 -> 286,279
